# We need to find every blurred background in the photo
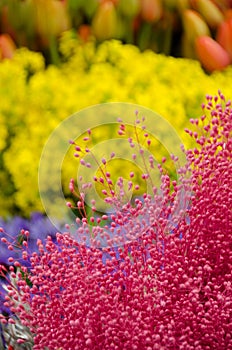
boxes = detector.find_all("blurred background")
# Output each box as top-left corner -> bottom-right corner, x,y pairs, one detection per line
1,0 -> 232,68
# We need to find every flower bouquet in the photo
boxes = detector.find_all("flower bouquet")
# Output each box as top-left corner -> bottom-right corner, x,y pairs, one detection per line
0,92 -> 231,349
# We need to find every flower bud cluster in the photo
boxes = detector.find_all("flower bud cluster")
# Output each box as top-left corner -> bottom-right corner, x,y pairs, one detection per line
1,92 -> 232,349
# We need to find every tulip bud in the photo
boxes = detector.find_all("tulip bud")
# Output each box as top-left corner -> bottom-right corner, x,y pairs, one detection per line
52,1 -> 71,35
117,0 -> 141,18
92,2 -> 118,40
182,9 -> 210,42
33,0 -> 70,43
0,34 -> 16,59
195,35 -> 231,72
217,19 -> 232,59
176,0 -> 190,13
192,0 -> 224,28
78,25 -> 92,42
225,9 -> 232,21
140,0 -> 163,23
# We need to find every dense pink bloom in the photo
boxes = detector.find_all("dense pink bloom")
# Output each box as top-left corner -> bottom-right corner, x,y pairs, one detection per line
1,92 -> 232,349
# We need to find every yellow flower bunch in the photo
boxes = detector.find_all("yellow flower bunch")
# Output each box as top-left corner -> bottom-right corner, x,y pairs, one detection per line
1,35 -> 232,217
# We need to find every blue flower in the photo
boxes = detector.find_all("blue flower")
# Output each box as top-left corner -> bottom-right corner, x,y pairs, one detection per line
0,213 -> 66,266
0,213 -> 66,317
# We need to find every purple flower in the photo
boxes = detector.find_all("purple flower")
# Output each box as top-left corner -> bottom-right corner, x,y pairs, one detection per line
0,213 -> 66,266
0,213 -> 66,316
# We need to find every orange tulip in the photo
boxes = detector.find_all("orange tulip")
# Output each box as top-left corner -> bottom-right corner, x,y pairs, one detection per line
217,19 -> 232,59
195,35 -> 231,72
224,9 -> 232,21
140,0 -> 163,23
0,34 -> 16,59
78,25 -> 92,42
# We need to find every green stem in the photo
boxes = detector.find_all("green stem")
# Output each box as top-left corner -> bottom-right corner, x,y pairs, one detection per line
137,22 -> 153,51
49,35 -> 60,66
162,18 -> 173,55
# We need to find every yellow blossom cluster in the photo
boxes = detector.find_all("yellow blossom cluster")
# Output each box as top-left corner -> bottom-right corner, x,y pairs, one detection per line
1,34 -> 232,217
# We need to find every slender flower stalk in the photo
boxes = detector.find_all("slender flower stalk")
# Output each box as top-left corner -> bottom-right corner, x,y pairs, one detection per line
0,213 -> 66,321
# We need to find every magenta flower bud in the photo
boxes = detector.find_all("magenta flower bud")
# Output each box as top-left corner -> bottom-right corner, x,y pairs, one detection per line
99,177 -> 104,184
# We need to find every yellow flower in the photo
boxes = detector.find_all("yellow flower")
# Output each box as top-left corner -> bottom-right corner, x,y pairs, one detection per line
1,36 -> 232,216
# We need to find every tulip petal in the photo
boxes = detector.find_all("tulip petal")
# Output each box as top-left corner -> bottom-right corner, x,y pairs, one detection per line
217,19 -> 232,60
182,10 -> 210,42
193,0 -> 224,28
0,34 -> 16,59
195,35 -> 231,72
140,0 -> 163,23
92,2 -> 118,40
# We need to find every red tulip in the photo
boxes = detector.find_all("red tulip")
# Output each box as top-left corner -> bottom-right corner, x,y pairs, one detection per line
78,25 -> 92,42
217,19 -> 232,59
195,35 -> 231,72
140,0 -> 163,23
224,9 -> 232,21
0,34 -> 16,60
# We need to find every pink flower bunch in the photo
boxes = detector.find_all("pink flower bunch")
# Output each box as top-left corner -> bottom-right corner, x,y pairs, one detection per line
1,92 -> 232,350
